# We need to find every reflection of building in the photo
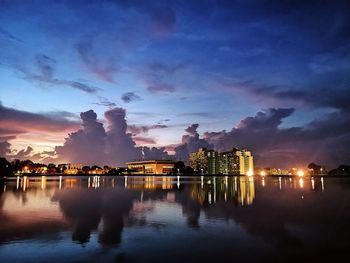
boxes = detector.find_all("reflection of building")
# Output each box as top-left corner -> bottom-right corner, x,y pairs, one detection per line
126,160 -> 175,175
189,148 -> 220,174
189,147 -> 254,175
236,177 -> 255,205
188,176 -> 255,206
126,176 -> 174,190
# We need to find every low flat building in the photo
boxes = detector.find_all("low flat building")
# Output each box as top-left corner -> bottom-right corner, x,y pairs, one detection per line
126,160 -> 175,175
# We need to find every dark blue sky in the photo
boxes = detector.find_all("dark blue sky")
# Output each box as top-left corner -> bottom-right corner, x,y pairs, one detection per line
1,0 -> 350,168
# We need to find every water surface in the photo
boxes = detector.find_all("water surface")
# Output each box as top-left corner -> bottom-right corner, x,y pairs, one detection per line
0,176 -> 349,262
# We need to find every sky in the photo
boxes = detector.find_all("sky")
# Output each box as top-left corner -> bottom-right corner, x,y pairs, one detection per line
1,0 -> 350,168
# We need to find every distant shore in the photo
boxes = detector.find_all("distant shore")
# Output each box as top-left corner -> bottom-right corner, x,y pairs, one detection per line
1,173 -> 350,180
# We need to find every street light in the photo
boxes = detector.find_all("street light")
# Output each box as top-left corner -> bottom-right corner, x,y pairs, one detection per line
297,170 -> 304,177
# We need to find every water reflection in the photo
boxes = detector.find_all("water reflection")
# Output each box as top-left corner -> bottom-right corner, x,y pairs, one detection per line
1,176 -> 350,262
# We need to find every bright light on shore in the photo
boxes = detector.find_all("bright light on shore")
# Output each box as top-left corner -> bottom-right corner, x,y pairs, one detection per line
297,170 -> 304,177
260,171 -> 266,177
247,170 -> 253,177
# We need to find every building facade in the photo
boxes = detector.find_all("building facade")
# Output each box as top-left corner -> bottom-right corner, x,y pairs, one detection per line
126,160 -> 175,175
189,148 -> 220,174
235,149 -> 254,175
189,147 -> 254,175
219,148 -> 241,175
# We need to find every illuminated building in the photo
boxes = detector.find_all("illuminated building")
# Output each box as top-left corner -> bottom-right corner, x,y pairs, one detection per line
189,148 -> 220,174
126,160 -> 175,175
64,163 -> 83,175
88,167 -> 104,175
235,149 -> 254,175
189,147 -> 254,175
219,148 -> 240,175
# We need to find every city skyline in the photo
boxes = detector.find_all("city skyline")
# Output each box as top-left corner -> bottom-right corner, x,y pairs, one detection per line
1,1 -> 350,168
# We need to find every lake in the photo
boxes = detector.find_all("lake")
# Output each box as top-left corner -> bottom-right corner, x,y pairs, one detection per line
0,175 -> 350,262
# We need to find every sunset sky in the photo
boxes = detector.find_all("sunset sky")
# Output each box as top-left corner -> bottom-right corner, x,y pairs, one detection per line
1,0 -> 350,168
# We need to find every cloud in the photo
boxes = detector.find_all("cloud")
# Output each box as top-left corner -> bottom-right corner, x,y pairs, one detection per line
16,53 -> 100,94
0,103 -> 79,136
35,54 -> 55,79
104,108 -> 141,165
133,137 -> 157,145
170,108 -> 350,168
55,110 -> 107,165
0,26 -> 23,42
0,141 -> 11,157
67,81 -> 98,94
150,6 -> 176,34
127,124 -> 167,135
121,92 -> 142,103
178,112 -> 214,118
11,146 -> 33,160
219,78 -> 350,112
203,108 -> 350,168
141,146 -> 169,159
175,123 -> 212,163
237,108 -> 294,130
140,62 -> 186,95
185,124 -> 199,136
147,83 -> 176,93
76,35 -> 118,83
148,62 -> 187,75
93,96 -> 117,107
56,107 -> 169,166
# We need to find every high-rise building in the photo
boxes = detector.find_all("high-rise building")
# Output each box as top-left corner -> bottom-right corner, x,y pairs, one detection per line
235,149 -> 254,175
189,148 -> 220,174
189,147 -> 254,175
219,148 -> 240,175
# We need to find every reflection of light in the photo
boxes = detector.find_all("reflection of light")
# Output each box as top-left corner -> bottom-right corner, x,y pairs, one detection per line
262,178 -> 265,187
23,176 -> 28,191
41,176 -> 46,190
247,170 -> 253,177
279,177 -> 282,190
213,177 -> 216,203
260,171 -> 266,177
297,170 -> 304,177
16,176 -> 20,190
321,177 -> 324,192
124,175 -> 128,188
59,176 -> 62,189
201,176 -> 204,188
299,178 -> 304,188
177,175 -> 180,189
311,177 -> 315,190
